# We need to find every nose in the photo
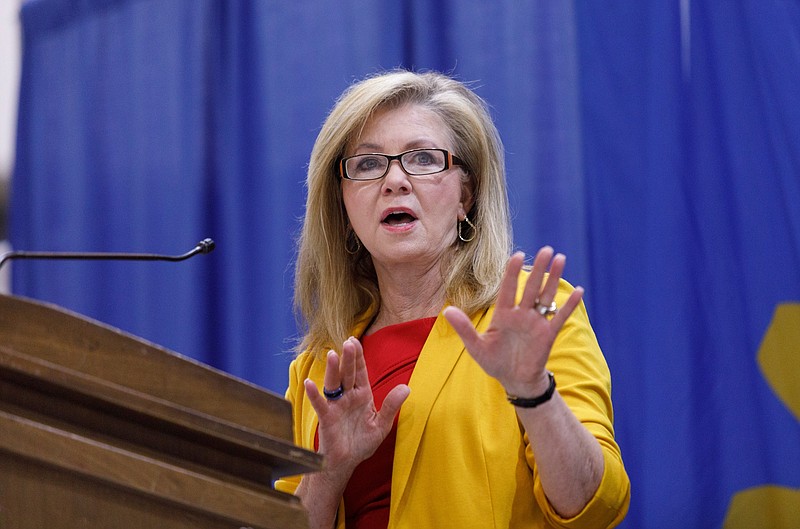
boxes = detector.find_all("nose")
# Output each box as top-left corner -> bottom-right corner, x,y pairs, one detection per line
381,159 -> 412,194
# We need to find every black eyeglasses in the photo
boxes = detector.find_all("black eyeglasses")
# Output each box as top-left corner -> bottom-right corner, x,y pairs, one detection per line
339,148 -> 464,181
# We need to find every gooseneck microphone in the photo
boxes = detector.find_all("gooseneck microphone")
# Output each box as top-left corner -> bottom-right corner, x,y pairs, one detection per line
0,238 -> 216,271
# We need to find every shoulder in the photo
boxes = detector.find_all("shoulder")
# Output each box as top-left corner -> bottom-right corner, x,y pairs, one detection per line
285,350 -> 326,400
290,349 -> 321,372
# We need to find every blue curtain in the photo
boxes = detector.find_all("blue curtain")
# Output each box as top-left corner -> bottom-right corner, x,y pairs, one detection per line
11,1 -> 800,528
577,2 -> 800,527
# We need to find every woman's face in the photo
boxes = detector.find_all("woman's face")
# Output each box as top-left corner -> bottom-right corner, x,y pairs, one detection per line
342,103 -> 471,273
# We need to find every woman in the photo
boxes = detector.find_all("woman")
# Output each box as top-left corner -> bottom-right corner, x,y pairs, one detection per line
275,70 -> 630,529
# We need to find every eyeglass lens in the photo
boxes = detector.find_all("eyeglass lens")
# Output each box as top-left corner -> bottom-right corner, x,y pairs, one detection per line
345,149 -> 448,180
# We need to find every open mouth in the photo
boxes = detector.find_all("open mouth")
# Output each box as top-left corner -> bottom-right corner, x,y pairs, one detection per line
381,211 -> 417,226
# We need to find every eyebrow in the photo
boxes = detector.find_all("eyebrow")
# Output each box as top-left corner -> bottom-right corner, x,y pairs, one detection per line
352,139 -> 440,153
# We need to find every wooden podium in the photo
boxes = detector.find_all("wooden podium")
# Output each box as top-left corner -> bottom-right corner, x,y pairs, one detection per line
0,294 -> 322,529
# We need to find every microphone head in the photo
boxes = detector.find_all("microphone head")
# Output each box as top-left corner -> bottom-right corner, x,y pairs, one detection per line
198,238 -> 216,254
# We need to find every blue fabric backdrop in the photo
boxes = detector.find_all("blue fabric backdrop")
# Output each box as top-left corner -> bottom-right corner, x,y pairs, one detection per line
10,1 -> 800,528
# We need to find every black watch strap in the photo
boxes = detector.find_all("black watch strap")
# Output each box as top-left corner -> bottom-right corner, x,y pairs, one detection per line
506,371 -> 556,408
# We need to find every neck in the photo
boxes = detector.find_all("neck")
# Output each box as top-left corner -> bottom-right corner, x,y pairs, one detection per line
368,261 -> 446,333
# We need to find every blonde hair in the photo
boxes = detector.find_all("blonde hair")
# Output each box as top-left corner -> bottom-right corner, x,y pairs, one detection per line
294,70 -> 512,356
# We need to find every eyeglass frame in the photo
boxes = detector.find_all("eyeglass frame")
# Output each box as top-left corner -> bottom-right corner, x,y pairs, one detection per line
338,148 -> 465,181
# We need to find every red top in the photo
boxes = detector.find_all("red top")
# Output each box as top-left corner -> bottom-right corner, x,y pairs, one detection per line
315,316 -> 436,529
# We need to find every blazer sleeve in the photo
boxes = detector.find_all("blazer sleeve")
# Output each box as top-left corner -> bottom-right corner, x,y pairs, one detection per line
273,355 -> 305,496
528,279 -> 631,528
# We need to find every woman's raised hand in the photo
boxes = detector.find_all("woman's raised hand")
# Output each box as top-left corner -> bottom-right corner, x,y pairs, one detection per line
443,247 -> 583,397
304,337 -> 410,477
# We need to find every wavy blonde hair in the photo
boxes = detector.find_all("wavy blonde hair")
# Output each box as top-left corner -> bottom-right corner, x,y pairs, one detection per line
294,70 -> 512,357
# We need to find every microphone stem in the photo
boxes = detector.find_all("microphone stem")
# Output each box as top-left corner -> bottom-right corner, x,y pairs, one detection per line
0,239 -> 214,271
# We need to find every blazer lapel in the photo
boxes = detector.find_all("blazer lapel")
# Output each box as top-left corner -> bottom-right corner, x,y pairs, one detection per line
389,306 -> 492,522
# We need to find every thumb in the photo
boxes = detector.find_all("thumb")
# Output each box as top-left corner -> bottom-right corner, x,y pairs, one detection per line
376,384 -> 411,429
443,305 -> 481,351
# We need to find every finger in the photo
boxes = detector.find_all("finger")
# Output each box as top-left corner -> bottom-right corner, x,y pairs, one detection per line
443,306 -> 483,353
520,246 -> 554,308
496,252 -> 525,308
343,336 -> 370,391
323,350 -> 341,392
550,286 -> 584,329
341,338 -> 360,390
376,384 -> 411,428
537,253 -> 566,307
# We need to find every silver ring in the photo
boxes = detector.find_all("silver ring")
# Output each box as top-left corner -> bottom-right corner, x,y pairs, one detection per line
534,300 -> 557,316
323,384 -> 344,401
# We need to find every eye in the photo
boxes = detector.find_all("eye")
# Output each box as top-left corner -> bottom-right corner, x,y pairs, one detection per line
355,155 -> 383,171
347,155 -> 388,178
409,150 -> 436,165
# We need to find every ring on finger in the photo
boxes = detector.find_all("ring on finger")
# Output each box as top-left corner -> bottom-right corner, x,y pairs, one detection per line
323,384 -> 345,401
534,300 -> 557,316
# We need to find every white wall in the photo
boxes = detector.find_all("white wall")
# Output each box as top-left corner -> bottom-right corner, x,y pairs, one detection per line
0,0 -> 22,294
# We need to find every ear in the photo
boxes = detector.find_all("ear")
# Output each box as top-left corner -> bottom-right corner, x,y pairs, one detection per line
459,175 -> 476,218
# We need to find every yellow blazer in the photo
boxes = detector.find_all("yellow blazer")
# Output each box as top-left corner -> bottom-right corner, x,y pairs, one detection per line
275,276 -> 630,528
